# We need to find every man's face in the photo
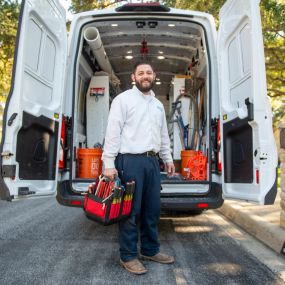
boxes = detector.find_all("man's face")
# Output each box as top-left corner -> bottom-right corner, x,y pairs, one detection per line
131,64 -> 156,93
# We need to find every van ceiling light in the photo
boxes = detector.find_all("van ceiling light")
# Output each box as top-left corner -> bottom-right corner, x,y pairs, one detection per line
156,78 -> 160,81
158,51 -> 164,54
125,55 -> 133,59
127,50 -> 132,54
155,81 -> 161,85
148,21 -> 158,28
111,24 -> 118,27
136,21 -> 146,28
157,55 -> 165,60
168,24 -> 175,27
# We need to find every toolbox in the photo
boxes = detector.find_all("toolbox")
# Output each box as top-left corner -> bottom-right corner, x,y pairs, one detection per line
83,175 -> 134,225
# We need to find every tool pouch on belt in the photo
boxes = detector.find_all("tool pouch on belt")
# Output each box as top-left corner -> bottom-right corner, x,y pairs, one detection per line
83,175 -> 135,226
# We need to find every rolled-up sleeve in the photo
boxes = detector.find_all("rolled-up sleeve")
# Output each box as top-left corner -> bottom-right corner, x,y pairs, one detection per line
159,109 -> 173,164
102,96 -> 125,169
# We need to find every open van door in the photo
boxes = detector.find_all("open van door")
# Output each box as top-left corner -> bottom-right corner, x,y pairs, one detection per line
217,0 -> 278,204
0,0 -> 67,200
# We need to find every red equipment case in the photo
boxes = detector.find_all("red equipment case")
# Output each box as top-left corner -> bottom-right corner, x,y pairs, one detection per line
83,175 -> 134,225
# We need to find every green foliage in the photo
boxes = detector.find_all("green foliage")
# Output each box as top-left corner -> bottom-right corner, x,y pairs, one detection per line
0,0 -> 20,102
164,0 -> 285,127
260,0 -> 285,126
69,0 -> 112,13
163,0 -> 225,18
1,0 -> 284,126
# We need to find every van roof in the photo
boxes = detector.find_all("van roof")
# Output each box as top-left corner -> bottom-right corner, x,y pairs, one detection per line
71,5 -> 215,99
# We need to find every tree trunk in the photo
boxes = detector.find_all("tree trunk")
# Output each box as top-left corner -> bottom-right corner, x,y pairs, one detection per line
279,126 -> 285,229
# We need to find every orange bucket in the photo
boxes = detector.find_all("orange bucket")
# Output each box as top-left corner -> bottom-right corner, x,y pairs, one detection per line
181,150 -> 197,177
186,151 -> 207,180
77,148 -> 103,179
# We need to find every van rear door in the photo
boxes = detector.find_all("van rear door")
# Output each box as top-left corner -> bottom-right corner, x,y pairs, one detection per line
0,0 -> 67,200
217,0 -> 278,204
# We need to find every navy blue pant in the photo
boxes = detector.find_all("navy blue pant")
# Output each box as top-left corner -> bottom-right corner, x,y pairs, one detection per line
115,153 -> 161,262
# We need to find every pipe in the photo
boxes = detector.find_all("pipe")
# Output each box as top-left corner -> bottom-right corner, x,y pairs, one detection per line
83,27 -> 120,86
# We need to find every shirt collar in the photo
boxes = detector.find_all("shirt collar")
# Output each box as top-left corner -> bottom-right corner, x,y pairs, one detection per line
132,85 -> 155,98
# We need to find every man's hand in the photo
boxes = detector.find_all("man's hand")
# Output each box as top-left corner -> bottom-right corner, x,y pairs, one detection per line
103,168 -> 118,181
166,162 -> 175,176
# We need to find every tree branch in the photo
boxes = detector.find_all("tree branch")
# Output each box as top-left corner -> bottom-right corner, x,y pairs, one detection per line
266,66 -> 285,71
268,76 -> 285,83
271,50 -> 285,65
267,89 -> 285,97
265,47 -> 285,51
277,32 -> 285,39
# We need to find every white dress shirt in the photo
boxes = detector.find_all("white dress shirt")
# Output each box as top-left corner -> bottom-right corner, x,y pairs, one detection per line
102,86 -> 173,169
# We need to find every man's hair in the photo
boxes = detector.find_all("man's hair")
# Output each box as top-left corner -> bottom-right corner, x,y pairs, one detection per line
132,61 -> 155,73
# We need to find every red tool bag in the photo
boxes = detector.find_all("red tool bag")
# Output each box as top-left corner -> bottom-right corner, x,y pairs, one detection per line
83,175 -> 135,225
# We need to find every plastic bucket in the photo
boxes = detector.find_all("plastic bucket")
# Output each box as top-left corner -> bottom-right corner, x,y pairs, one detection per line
77,148 -> 103,179
181,150 -> 197,178
186,151 -> 207,180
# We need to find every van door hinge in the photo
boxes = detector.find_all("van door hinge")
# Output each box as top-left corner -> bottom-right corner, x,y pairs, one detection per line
2,165 -> 16,178
245,98 -> 254,121
18,187 -> 35,196
1,151 -> 14,159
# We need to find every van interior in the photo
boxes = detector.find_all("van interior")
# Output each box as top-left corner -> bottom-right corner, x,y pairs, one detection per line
65,16 -> 219,194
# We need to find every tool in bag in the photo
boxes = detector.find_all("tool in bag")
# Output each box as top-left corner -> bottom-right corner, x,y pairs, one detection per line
83,175 -> 135,225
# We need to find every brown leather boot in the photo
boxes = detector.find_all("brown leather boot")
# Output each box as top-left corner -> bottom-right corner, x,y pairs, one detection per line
120,258 -> 147,275
140,252 -> 175,264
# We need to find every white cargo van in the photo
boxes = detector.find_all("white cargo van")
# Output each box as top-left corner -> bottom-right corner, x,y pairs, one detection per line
0,0 -> 278,212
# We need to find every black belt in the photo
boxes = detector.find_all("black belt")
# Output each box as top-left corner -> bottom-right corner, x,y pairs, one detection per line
121,151 -> 158,157
141,151 -> 158,157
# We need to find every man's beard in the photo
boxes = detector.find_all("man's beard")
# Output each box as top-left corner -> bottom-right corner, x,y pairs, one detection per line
135,79 -> 154,93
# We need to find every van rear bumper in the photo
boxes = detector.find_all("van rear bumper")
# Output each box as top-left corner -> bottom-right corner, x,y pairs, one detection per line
57,180 -> 223,210
56,180 -> 85,208
160,182 -> 223,210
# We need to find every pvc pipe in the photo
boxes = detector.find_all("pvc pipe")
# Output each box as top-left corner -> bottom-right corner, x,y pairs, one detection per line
84,27 -> 120,86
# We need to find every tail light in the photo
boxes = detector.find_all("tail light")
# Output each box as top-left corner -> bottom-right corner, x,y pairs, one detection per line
58,115 -> 66,169
116,3 -> 170,12
256,169 -> 260,184
70,200 -> 82,206
197,203 -> 209,209
217,118 -> 222,172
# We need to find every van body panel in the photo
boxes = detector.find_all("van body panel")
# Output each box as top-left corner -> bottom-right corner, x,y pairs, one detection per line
55,6 -> 224,210
160,182 -> 223,210
0,0 -> 67,200
56,180 -> 84,208
2,1 -> 277,211
56,180 -> 223,210
217,0 -> 278,204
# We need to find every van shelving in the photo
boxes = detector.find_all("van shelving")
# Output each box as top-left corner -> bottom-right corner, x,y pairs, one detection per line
71,17 -> 210,189
0,1 -> 278,211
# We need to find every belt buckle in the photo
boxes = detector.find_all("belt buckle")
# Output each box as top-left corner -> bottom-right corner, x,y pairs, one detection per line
146,151 -> 155,157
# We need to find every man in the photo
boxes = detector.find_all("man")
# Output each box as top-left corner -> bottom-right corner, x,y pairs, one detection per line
102,62 -> 175,275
